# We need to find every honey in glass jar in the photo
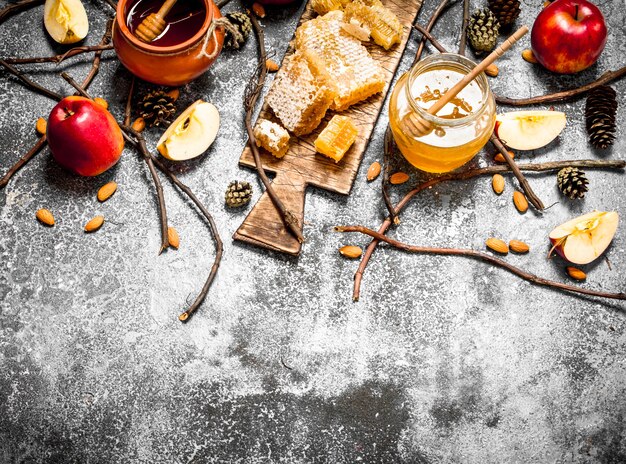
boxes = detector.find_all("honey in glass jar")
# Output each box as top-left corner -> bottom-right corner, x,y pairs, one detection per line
389,53 -> 496,173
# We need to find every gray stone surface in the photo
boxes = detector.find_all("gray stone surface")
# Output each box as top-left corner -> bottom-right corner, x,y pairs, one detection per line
1,0 -> 625,462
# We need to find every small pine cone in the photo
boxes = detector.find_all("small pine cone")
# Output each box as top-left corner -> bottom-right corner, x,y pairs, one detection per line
468,9 -> 500,53
585,85 -> 617,149
557,167 -> 589,200
223,12 -> 252,50
139,90 -> 177,127
488,0 -> 520,27
225,181 -> 253,208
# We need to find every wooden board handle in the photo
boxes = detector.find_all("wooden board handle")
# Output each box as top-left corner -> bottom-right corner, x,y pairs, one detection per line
234,170 -> 307,256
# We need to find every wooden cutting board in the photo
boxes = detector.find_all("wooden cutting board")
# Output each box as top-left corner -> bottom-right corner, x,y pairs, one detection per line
235,0 -> 423,255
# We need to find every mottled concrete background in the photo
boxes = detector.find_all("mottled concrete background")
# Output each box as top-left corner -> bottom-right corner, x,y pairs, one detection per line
1,0 -> 625,462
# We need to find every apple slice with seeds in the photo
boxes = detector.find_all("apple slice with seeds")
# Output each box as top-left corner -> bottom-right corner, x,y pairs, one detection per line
549,211 -> 619,265
495,110 -> 566,150
157,100 -> 220,161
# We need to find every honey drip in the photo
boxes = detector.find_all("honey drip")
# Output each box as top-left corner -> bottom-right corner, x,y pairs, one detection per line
416,85 -> 473,120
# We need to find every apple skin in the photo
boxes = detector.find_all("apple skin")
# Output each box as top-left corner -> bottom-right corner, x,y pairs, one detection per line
47,96 -> 124,176
531,0 -> 607,74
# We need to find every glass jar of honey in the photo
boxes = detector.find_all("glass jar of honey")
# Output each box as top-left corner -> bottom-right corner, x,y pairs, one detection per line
389,53 -> 496,173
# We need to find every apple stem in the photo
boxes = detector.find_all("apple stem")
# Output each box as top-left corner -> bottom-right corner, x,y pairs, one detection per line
62,107 -> 74,118
574,4 -> 579,20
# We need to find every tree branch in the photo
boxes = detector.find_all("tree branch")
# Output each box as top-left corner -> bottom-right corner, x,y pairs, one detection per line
351,159 -> 626,301
0,59 -> 62,101
0,135 -> 47,189
3,44 -> 114,65
337,225 -> 625,301
459,0 -> 469,55
0,0 -> 43,25
413,0 -> 450,66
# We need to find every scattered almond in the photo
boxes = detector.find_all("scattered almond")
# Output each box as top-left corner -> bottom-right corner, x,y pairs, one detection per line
509,240 -> 530,253
485,64 -> 499,77
36,208 -> 54,226
84,215 -> 104,233
522,49 -> 538,64
486,238 -> 509,254
339,245 -> 363,258
36,117 -> 47,135
166,88 -> 180,101
567,266 -> 586,281
366,161 -> 381,181
389,172 -> 409,185
494,151 -> 515,163
513,191 -> 529,213
94,97 -> 108,109
131,117 -> 146,133
491,174 -> 505,195
97,181 -> 117,202
168,226 -> 180,249
251,2 -> 266,18
266,59 -> 279,72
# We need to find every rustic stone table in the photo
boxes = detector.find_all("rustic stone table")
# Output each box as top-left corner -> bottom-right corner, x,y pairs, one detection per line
1,0 -> 624,462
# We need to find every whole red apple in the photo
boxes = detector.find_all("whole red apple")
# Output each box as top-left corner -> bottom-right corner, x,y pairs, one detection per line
531,0 -> 607,74
47,96 -> 124,176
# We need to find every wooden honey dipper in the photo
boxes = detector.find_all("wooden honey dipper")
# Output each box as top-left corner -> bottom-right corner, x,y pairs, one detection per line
134,0 -> 178,43
406,25 -> 529,137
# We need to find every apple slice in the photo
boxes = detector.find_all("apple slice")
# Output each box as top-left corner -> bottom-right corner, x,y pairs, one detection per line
157,100 -> 220,161
44,0 -> 89,44
495,110 -> 566,150
549,211 -> 619,264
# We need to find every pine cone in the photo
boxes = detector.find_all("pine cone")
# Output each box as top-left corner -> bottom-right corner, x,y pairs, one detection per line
557,167 -> 589,200
225,181 -> 253,208
468,9 -> 500,53
223,12 -> 252,50
139,90 -> 177,127
585,85 -> 617,149
488,0 -> 520,27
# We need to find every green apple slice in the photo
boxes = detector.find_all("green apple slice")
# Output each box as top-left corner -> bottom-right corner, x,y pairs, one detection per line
496,110 -> 566,150
44,0 -> 89,44
549,211 -> 619,264
157,100 -> 220,161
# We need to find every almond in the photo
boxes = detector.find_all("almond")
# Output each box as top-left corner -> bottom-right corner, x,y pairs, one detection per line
389,172 -> 409,185
266,59 -> 279,72
494,151 -> 515,163
36,208 -> 54,226
491,174 -> 504,195
84,215 -> 104,233
97,181 -> 117,202
36,117 -> 47,135
131,117 -> 146,133
522,49 -> 538,64
509,240 -> 530,253
366,161 -> 381,181
94,97 -> 108,109
567,266 -> 586,281
513,191 -> 528,213
168,226 -> 180,249
486,238 -> 509,254
166,88 -> 180,101
339,245 -> 362,259
251,2 -> 265,18
485,64 -> 499,77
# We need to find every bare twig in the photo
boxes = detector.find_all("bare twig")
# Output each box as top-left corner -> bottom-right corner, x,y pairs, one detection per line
3,44 -> 114,65
103,0 -> 117,10
352,159 -> 626,301
0,0 -> 43,25
337,225 -> 625,301
245,12 -> 305,244
495,66 -> 626,106
0,135 -> 46,189
413,24 -> 447,53
0,59 -> 62,101
413,0 -> 450,66
381,127 -> 399,225
124,76 -> 135,127
80,19 -> 113,90
459,0 -> 470,55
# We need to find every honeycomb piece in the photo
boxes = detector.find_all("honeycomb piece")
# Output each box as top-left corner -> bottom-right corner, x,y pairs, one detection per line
266,49 -> 338,136
314,115 -> 359,162
311,0 -> 349,15
253,119 -> 291,158
295,12 -> 386,111
344,2 -> 402,50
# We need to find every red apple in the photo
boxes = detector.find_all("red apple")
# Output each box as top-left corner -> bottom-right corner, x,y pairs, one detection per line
531,0 -> 607,74
47,96 -> 124,176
